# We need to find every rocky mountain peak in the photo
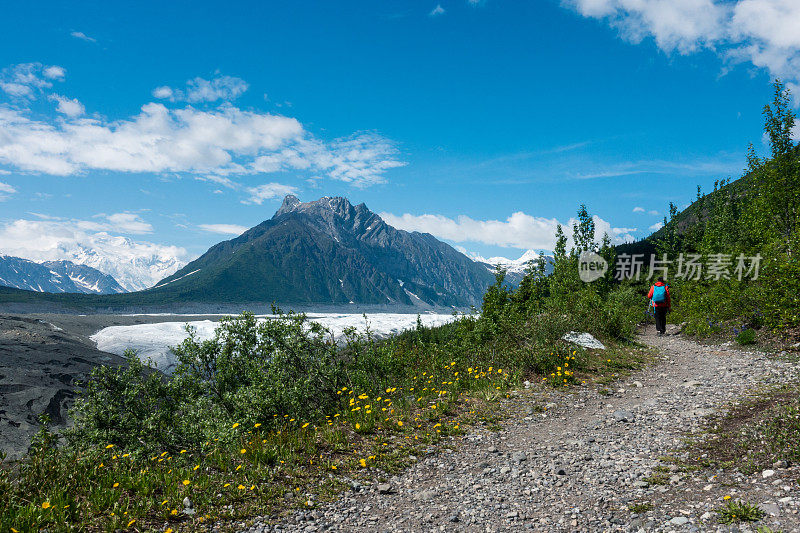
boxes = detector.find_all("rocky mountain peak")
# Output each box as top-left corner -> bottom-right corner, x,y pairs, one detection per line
274,195 -> 357,219
274,194 -> 302,217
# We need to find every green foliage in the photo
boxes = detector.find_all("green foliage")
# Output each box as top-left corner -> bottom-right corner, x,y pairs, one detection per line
716,500 -> 765,524
572,204 -> 596,255
639,80 -> 800,336
172,311 -> 343,430
735,328 -> 756,345
67,354 -> 192,454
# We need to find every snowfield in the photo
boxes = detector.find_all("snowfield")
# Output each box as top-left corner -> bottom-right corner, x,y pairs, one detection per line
91,313 -> 463,373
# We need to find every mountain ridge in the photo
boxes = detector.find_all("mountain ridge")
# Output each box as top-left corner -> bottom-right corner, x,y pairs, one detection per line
0,256 -> 125,294
149,195 -> 495,307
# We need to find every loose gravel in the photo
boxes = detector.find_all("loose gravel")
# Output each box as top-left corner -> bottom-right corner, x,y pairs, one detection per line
239,326 -> 800,532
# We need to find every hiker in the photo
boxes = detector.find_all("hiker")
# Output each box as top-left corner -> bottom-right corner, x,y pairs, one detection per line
648,276 -> 671,335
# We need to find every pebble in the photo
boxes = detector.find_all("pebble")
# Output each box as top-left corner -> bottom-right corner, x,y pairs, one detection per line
238,330 -> 800,533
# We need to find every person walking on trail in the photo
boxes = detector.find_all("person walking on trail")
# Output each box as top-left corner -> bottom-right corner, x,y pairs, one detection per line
648,277 -> 671,335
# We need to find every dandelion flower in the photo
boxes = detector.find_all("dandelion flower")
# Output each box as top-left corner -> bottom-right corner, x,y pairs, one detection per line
360,459 -> 367,467
182,479 -> 190,486
105,444 -> 114,449
171,509 -> 178,516
113,482 -> 119,488
42,501 -> 51,509
355,423 -> 361,430
127,519 -> 136,527
238,484 -> 246,490
240,448 -> 247,454
232,422 -> 240,429
254,423 -> 262,428
302,422 -> 310,428
723,495 -> 731,500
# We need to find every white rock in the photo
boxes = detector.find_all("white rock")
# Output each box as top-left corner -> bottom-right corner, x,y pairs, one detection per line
561,332 -> 606,350
762,469 -> 776,478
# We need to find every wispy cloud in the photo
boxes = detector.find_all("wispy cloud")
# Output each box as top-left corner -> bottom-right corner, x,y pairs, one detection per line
563,0 -> 800,103
70,31 -> 96,43
0,63 -> 64,99
571,157 -> 744,180
198,223 -> 248,235
0,181 -> 16,201
152,74 -> 249,103
243,183 -> 298,205
429,4 -> 446,16
632,206 -> 645,213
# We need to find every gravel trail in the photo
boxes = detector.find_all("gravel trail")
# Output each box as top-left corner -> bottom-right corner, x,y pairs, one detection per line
246,326 -> 800,532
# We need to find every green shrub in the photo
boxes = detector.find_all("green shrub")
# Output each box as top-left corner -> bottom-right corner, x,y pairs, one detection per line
736,328 -> 756,345
716,500 -> 765,523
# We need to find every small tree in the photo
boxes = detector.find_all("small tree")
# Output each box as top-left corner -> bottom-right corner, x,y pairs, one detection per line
751,80 -> 799,244
572,204 -> 596,256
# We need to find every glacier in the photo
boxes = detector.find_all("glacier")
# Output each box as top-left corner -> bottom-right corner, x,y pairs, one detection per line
91,313 -> 463,373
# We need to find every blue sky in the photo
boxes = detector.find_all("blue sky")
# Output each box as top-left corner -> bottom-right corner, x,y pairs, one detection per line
1,0 -> 798,288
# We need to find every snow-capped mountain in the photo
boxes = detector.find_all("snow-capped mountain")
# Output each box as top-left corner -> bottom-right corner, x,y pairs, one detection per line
0,256 -> 125,294
472,250 -> 553,286
66,239 -> 185,291
478,250 -> 542,274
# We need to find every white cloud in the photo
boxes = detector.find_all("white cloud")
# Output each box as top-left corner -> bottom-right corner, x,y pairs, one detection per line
152,86 -> 174,99
649,221 -> 664,231
198,223 -> 248,235
243,183 -> 298,205
430,4 -> 446,16
154,75 -> 249,103
0,68 -> 404,187
49,94 -> 85,117
564,0 -> 800,100
0,63 -> 65,99
42,66 -> 66,80
648,209 -> 659,216
70,31 -> 96,43
632,206 -> 645,212
0,217 -> 187,290
380,210 -> 635,251
102,212 -> 154,234
0,180 -> 15,201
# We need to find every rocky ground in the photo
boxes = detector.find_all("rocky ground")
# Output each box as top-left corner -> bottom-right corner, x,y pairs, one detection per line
242,326 -> 800,532
0,314 -> 131,460
0,313 -> 229,460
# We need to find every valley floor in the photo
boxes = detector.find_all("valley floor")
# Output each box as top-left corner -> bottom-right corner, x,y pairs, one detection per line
248,328 -> 800,532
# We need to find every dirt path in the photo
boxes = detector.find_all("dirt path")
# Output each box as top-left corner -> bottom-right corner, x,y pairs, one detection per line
249,327 -> 800,532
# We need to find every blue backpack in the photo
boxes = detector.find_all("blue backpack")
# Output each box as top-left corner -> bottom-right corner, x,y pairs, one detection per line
652,284 -> 667,303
